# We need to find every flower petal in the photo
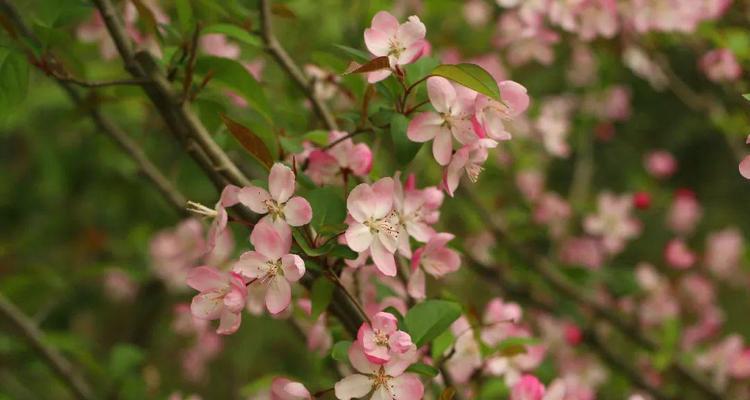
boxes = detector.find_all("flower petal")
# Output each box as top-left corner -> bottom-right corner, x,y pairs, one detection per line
190,291 -> 224,320
391,373 -> 425,400
334,374 -> 372,400
250,219 -> 292,260
371,177 -> 395,219
238,186 -> 271,214
407,267 -> 426,299
347,183 -> 376,222
364,28 -> 391,57
186,266 -> 226,292
284,196 -> 313,226
433,129 -> 454,166
345,223 -> 373,252
370,11 -> 399,36
216,309 -> 241,335
281,254 -> 305,282
266,276 -> 292,314
233,251 -> 269,279
740,155 -> 750,179
407,112 -> 443,142
371,238 -> 397,277
427,77 -> 456,114
348,342 -> 379,374
269,163 -> 296,203
499,80 -> 530,116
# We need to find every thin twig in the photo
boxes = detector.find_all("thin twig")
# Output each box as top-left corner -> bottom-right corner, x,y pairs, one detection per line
257,0 -> 338,131
0,291 -> 95,400
322,128 -> 374,150
49,74 -> 148,88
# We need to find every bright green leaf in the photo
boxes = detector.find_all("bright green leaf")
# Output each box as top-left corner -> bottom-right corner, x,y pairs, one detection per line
175,0 -> 194,33
406,362 -> 439,377
308,187 -> 346,229
331,340 -> 352,362
404,300 -> 462,347
310,277 -> 335,319
431,63 -> 501,101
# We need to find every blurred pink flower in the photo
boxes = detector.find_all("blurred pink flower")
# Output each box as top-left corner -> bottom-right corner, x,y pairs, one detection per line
700,49 -> 741,82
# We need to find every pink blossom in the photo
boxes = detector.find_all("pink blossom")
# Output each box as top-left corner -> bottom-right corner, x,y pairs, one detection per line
334,342 -> 422,400
233,220 -> 305,314
740,155 -> 750,179
271,377 -> 311,400
533,192 -> 571,238
516,170 -> 545,202
363,11 -> 427,83
494,11 -> 560,67
464,0 -> 493,27
567,43 -> 598,87
306,131 -> 372,186
408,233 -> 461,299
584,192 -> 641,255
445,318 -> 482,383
206,185 -> 241,253
186,266 -> 247,335
558,236 -> 605,270
392,174 -> 443,256
408,77 -> 480,165
700,49 -> 741,82
704,228 -> 744,279
238,163 -> 313,227
345,178 -> 400,276
644,150 -> 677,179
536,96 -> 576,158
442,138 -> 498,196
151,219 -> 207,289
357,312 -> 413,364
473,80 -> 530,141
102,268 -> 138,303
511,374 -> 545,400
199,34 -> 240,59
304,64 -> 340,100
632,191 -> 651,210
666,189 -> 702,235
664,239 -> 696,269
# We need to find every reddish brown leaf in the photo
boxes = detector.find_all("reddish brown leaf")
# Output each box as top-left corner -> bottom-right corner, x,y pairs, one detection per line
343,56 -> 390,75
220,113 -> 273,168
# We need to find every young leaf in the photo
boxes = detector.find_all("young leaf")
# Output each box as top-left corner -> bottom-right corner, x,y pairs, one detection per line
194,56 -> 271,120
310,277 -> 335,319
431,63 -> 501,101
220,114 -> 273,168
743,93 -> 750,101
493,336 -> 541,357
404,300 -> 462,347
331,340 -> 352,362
202,24 -> 262,47
344,56 -> 390,75
307,187 -> 346,229
390,113 -> 423,166
406,362 -> 439,377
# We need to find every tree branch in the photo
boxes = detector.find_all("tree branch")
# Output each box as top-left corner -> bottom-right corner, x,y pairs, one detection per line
257,0 -> 338,131
0,291 -> 95,400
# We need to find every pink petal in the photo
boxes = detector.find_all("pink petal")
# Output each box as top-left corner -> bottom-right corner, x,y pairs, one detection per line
406,221 -> 435,243
216,309 -> 241,335
364,28 -> 391,57
334,374 -> 372,400
390,373 -> 425,400
282,381 -> 311,399
238,186 -> 271,213
397,39 -> 426,65
348,342 -> 379,374
372,312 -> 399,333
407,267 -> 426,299
367,69 -> 392,83
284,196 -> 313,226
349,143 -> 373,176
499,80 -> 530,116
281,254 -> 305,282
371,177 -> 395,219
266,276 -> 292,314
371,238 -> 397,276
190,291 -> 224,320
427,77 -> 456,114
233,251 -> 270,279
345,223 -> 373,252
740,155 -> 750,179
186,266 -> 226,292
250,219 -> 292,260
223,288 -> 246,313
347,183 -> 376,222
269,163 -> 296,203
433,130 -> 454,166
370,11 -> 399,36
383,346 -> 418,376
407,112 -> 443,142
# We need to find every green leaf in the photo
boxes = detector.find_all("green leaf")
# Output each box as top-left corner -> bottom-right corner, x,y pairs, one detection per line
202,23 -> 262,47
310,277 -> 335,319
331,340 -> 352,362
743,93 -> 750,101
431,63 -> 501,101
404,300 -> 462,347
175,0 -> 194,33
492,336 -> 541,357
0,49 -> 29,111
431,329 -> 456,360
292,229 -> 338,256
195,56 -> 272,121
332,44 -> 370,63
108,344 -> 144,380
328,244 -> 358,260
220,114 -> 273,168
390,113 -> 422,166
308,187 -> 346,230
406,362 -> 439,377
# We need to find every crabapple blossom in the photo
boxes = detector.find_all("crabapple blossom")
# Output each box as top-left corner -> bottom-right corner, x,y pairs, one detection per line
700,49 -> 741,82
664,239 -> 696,269
392,174 -> 443,256
363,11 -> 427,83
270,378 -> 311,400
407,77 -> 479,165
558,237 -> 605,269
238,163 -> 313,227
203,184 -> 241,253
233,220 -> 304,314
644,150 -> 677,179
510,374 -> 545,400
704,228 -> 744,279
306,131 -> 373,186
408,233 -> 461,299
536,96 -> 575,158
445,317 -> 482,383
186,266 -> 247,335
666,189 -> 702,235
584,192 -> 641,255
473,80 -> 530,141
357,312 -> 413,364
334,342 -> 422,400
199,34 -> 240,59
345,178 -> 400,276
442,138 -> 498,197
